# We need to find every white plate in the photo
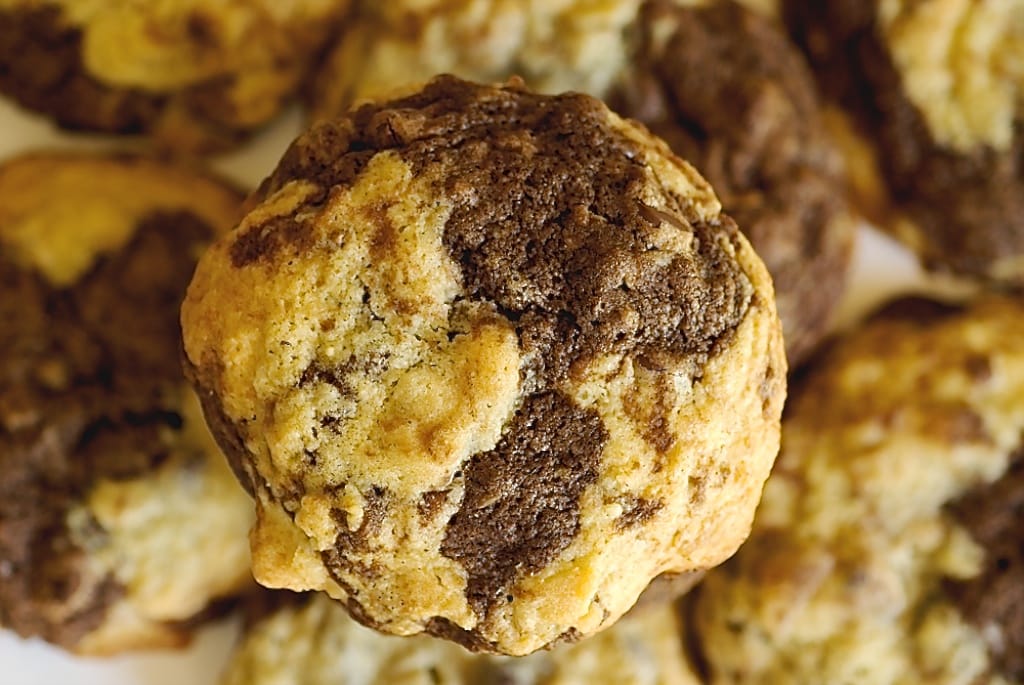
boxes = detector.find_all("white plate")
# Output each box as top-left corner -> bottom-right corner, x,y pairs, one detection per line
0,96 -> 946,684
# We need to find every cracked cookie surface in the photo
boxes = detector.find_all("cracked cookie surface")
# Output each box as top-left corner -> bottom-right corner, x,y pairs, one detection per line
612,0 -> 854,366
182,76 -> 785,656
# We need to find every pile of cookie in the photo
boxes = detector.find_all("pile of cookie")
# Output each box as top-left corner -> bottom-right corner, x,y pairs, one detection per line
0,1 -> 1020,684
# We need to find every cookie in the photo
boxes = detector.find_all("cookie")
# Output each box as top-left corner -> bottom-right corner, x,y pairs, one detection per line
783,1 -> 1024,285
691,296 -> 1024,684
0,153 -> 254,654
0,1 -> 352,152
182,76 -> 786,656
222,591 -> 702,685
612,0 -> 855,366
308,0 -> 641,122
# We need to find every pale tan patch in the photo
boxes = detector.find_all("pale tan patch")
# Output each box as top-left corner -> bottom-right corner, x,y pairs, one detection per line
77,390 -> 253,626
878,0 -> 1024,151
0,154 -> 241,286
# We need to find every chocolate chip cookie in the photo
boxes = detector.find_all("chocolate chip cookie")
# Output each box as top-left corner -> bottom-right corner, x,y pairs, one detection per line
612,0 -> 855,366
784,0 -> 1024,285
222,591 -> 701,685
0,152 -> 253,654
0,1 -> 352,152
182,76 -> 786,656
691,296 -> 1024,684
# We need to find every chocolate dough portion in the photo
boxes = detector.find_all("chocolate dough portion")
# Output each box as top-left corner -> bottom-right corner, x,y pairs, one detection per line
945,448 -> 1024,681
0,211 -> 213,647
613,0 -> 852,365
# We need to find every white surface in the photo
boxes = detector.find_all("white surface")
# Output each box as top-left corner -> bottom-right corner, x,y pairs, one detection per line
0,96 -> 949,684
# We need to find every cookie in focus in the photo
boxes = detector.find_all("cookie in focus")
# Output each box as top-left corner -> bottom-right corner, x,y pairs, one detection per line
182,75 -> 786,656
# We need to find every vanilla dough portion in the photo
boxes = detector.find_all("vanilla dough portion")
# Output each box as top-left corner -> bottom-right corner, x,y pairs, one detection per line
183,76 -> 786,656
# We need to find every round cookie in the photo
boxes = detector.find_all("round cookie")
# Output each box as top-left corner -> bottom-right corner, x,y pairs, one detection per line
222,591 -> 702,685
308,0 -> 641,122
691,296 -> 1024,684
0,0 -> 352,152
0,153 -> 254,654
783,1 -> 1024,285
182,76 -> 786,656
611,0 -> 855,366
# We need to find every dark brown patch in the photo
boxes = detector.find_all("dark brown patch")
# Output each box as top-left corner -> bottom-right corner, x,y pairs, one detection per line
935,405 -> 991,445
418,490 -> 449,523
439,392 -> 605,620
0,209 -> 215,648
783,0 -> 1024,283
185,357 -> 254,497
424,616 -> 498,653
612,0 -> 852,365
615,496 -> 665,530
869,296 -> 966,325
964,354 -> 993,383
0,7 -> 163,134
230,214 -> 317,268
943,448 -> 1024,680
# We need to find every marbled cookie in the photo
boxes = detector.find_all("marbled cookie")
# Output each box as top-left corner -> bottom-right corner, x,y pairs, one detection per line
612,0 -> 855,366
182,76 -> 786,656
222,591 -> 701,685
308,0 -> 642,122
692,296 -> 1024,684
0,153 -> 253,654
784,0 -> 1024,285
0,0 -> 352,152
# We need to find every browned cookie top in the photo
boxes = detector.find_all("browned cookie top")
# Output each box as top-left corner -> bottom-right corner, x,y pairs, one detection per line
783,0 -> 1024,285
613,0 -> 854,366
183,76 -> 786,655
0,153 -> 252,654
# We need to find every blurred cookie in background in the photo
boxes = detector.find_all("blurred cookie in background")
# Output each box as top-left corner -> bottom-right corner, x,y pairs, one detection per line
308,0 -> 642,121
783,0 -> 1024,286
691,296 -> 1024,684
0,152 -> 254,654
612,0 -> 856,367
222,590 -> 701,685
0,1 -> 353,152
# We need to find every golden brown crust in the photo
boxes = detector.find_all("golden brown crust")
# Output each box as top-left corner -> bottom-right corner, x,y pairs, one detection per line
182,76 -> 786,655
